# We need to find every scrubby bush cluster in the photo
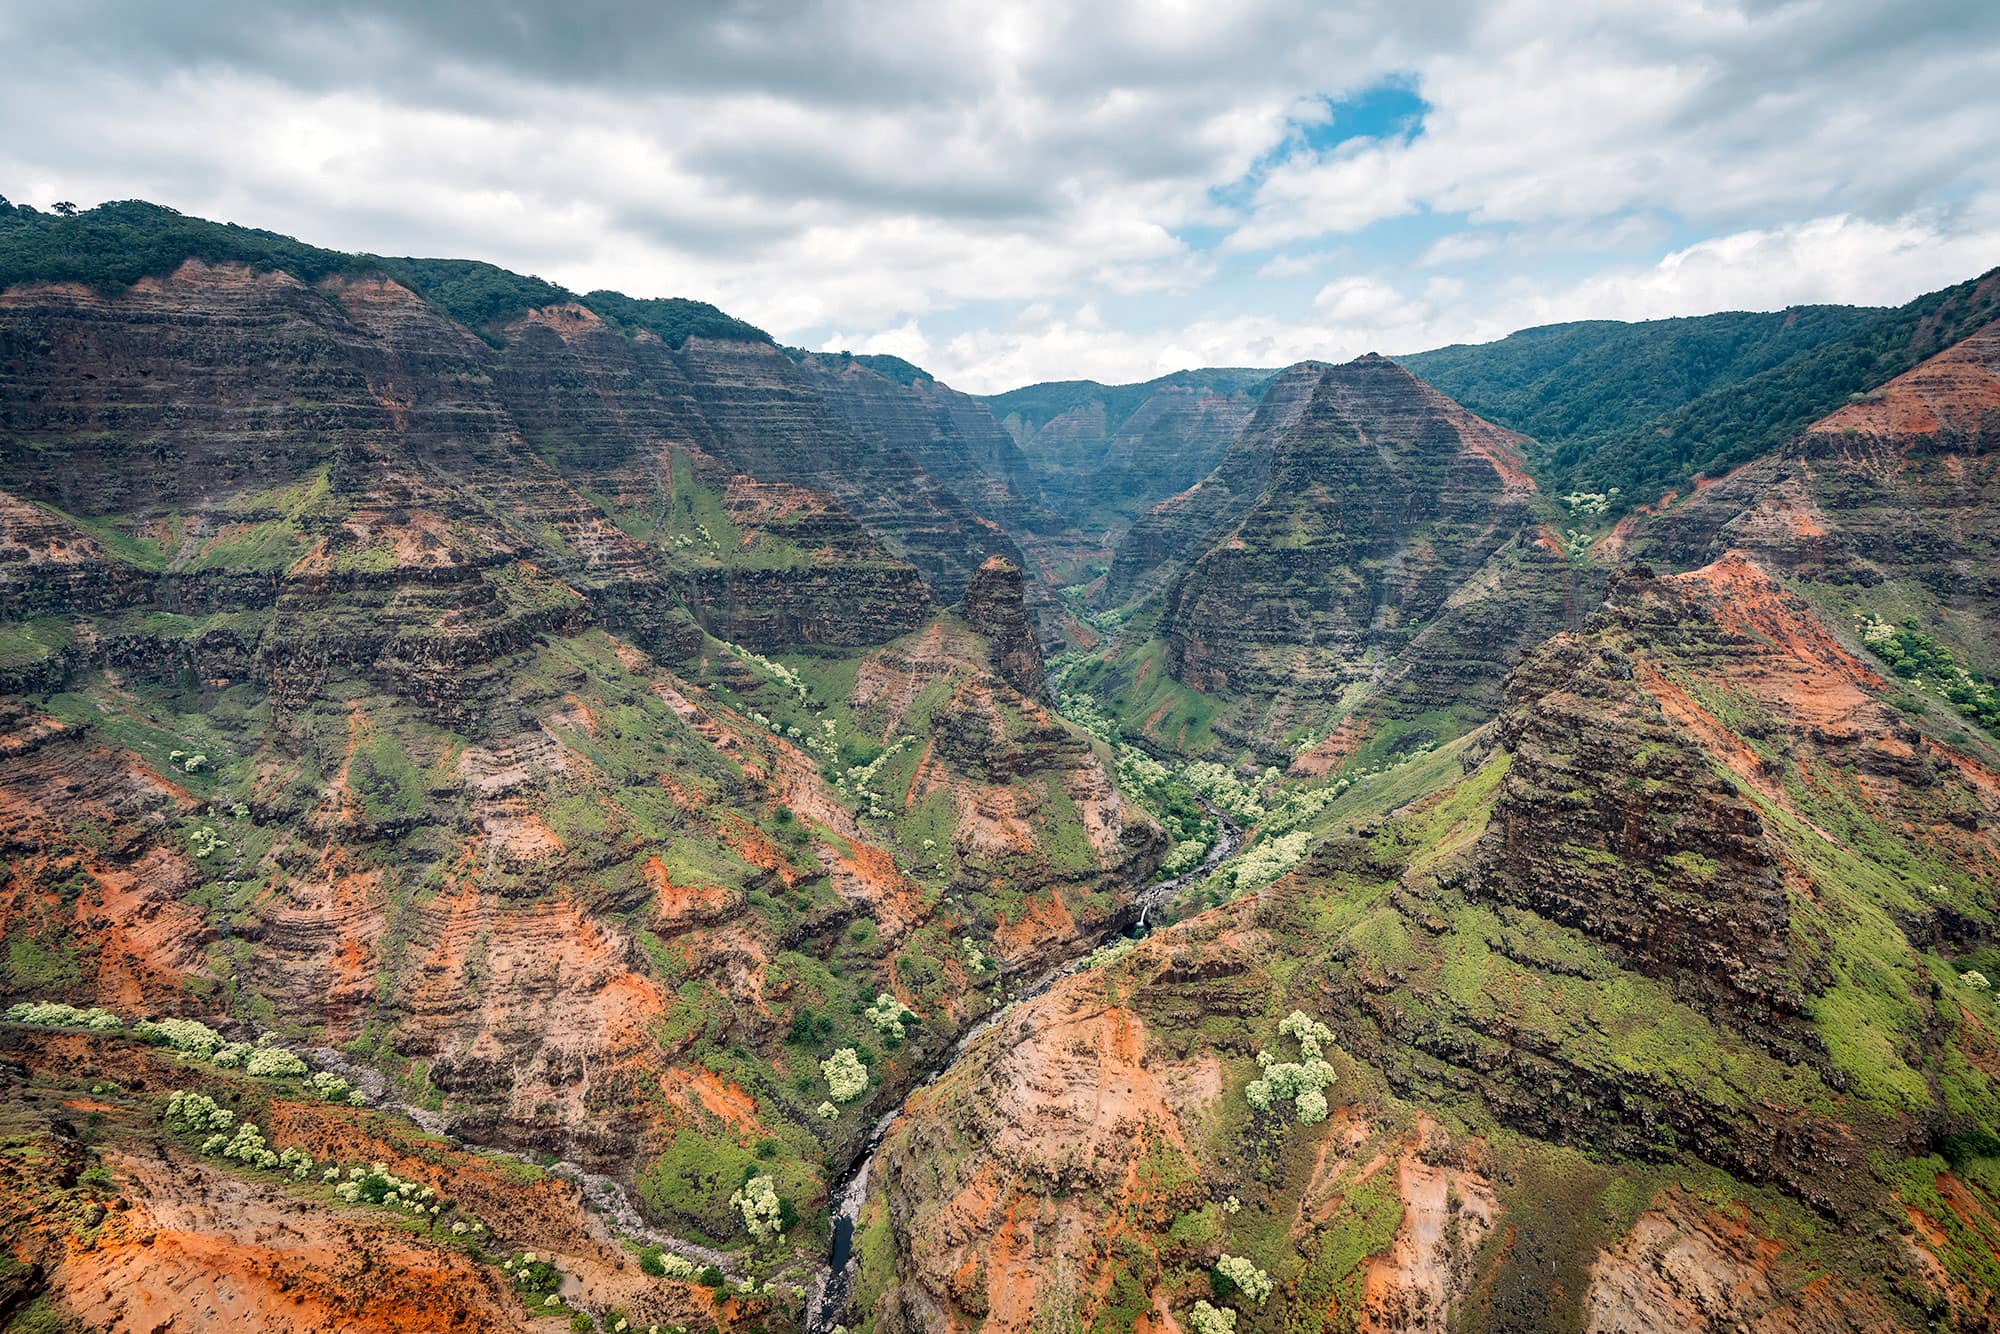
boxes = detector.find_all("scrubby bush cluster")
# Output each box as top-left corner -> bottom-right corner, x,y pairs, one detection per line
310,1070 -> 365,1103
203,1120 -> 279,1170
731,1173 -> 786,1242
959,938 -> 989,972
1245,1011 -> 1338,1126
1187,1300 -> 1236,1334
134,1015 -> 227,1056
162,1089 -> 235,1135
503,1251 -> 563,1296
864,992 -> 917,1041
1228,830 -> 1312,896
5,1001 -> 123,1030
1964,970 -> 1991,991
636,1244 -> 700,1279
821,1047 -> 869,1102
245,1047 -> 309,1078
1860,612 -> 2000,733
1214,1254 -> 1273,1303
1081,937 -> 1136,972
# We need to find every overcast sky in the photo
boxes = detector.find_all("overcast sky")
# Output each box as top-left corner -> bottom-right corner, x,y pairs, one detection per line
5,1 -> 1998,392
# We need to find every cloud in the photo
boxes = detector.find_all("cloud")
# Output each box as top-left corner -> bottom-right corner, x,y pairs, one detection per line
1419,231 -> 1498,266
1313,275 -> 1406,324
1256,249 -> 1339,279
1,1 -> 1995,389
930,203 -> 2000,390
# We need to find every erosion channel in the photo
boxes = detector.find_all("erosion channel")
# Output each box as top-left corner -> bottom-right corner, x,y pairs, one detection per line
807,802 -> 1244,1329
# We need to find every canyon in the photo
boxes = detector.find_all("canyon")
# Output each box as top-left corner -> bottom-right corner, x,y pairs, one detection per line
2,200 -> 1999,1334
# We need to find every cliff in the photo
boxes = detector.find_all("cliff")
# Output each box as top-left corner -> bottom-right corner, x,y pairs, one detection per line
0,249 -> 1160,1298
855,547 -> 2000,1333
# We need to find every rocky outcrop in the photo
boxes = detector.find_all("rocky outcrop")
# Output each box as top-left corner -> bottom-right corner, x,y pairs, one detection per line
1631,317 -> 2000,664
959,556 -> 1047,699
1102,361 -> 1325,606
986,369 -> 1270,540
796,352 -> 1057,541
1093,356 -> 1550,758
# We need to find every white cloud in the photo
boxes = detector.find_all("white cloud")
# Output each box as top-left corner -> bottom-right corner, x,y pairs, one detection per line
1419,231 -> 1498,266
930,203 -> 2000,390
1,2 -> 1995,389
1256,249 -> 1340,279
1313,275 -> 1406,324
819,319 -> 932,364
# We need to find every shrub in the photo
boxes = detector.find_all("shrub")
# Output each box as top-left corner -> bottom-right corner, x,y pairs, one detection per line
1244,1011 -> 1337,1127
210,1041 -> 255,1068
162,1089 -> 235,1135
638,1245 -> 667,1277
1187,1300 -> 1236,1334
245,1047 -> 308,1079
5,1001 -> 125,1031
504,1253 -> 562,1295
731,1172 -> 786,1242
821,1047 -> 868,1102
1214,1254 -> 1273,1304
136,1016 -> 227,1057
864,992 -> 917,1041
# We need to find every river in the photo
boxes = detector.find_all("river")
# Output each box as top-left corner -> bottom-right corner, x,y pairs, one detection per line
805,801 -> 1243,1330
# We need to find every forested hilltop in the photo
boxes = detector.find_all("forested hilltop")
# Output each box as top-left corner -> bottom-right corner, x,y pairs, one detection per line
1404,267 -> 2000,506
0,196 -> 770,348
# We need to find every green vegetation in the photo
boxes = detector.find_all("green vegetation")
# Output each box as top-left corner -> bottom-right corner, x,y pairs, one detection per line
979,368 -> 1274,441
0,199 -> 770,348
1859,612 -> 2000,734
1404,266 -> 2000,506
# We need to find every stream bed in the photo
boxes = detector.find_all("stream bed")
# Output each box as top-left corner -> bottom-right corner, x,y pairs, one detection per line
805,803 -> 1243,1329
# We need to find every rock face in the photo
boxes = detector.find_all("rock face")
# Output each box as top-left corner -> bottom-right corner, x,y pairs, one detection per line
1633,316 -> 2000,668
1163,355 -> 1539,706
959,556 -> 1047,699
862,545 -> 2000,1332
0,248 -> 1161,1299
1102,360 -> 1327,606
1079,355 -> 1574,763
795,352 -> 1057,543
984,368 -> 1271,542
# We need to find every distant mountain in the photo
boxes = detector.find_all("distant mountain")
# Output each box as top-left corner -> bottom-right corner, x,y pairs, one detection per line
1403,267 -> 2000,505
1071,355 -> 1574,763
981,368 -> 1275,541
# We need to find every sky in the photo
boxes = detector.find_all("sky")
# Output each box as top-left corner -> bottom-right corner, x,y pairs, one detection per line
4,1 -> 1998,393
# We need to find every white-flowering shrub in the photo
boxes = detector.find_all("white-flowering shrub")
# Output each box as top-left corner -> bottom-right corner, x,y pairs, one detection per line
864,992 -> 917,1041
186,825 -> 228,859
1187,1300 -> 1236,1334
5,1001 -> 123,1031
817,1101 -> 839,1121
1244,1011 -> 1338,1127
1229,830 -> 1312,895
209,1041 -> 255,1068
960,938 -> 989,972
728,645 -> 811,702
137,1016 -> 227,1057
1964,970 -> 1991,991
1081,937 -> 1135,972
278,1146 -> 316,1180
731,1173 -> 786,1242
245,1047 -> 308,1079
162,1089 -> 235,1135
1215,1254 -> 1272,1303
310,1071 -> 353,1102
822,1047 -> 868,1102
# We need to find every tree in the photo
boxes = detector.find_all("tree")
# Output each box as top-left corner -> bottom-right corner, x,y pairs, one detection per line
53,201 -> 78,217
